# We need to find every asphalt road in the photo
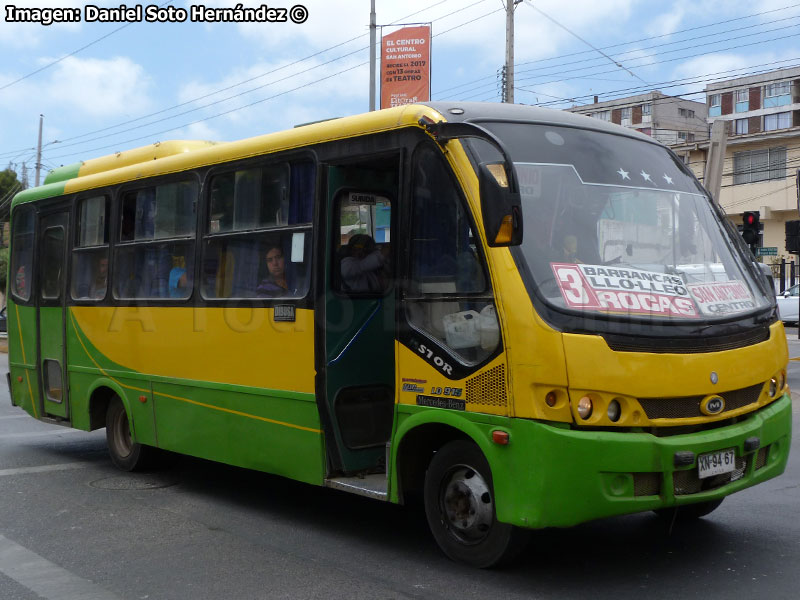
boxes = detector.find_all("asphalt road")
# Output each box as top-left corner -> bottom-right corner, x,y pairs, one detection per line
0,347 -> 798,600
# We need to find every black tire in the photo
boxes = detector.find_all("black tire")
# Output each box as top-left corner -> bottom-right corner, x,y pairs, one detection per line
424,440 -> 529,568
106,397 -> 153,471
655,498 -> 724,521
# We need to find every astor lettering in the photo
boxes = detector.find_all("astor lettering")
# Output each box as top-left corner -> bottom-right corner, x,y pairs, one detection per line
417,344 -> 453,375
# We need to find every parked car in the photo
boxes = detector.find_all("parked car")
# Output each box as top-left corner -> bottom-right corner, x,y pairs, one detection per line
0,306 -> 6,333
777,284 -> 800,324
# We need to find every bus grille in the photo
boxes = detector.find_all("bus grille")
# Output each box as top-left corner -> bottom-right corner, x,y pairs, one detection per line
638,383 -> 763,420
465,365 -> 507,408
633,473 -> 661,496
603,326 -> 769,353
673,456 -> 747,495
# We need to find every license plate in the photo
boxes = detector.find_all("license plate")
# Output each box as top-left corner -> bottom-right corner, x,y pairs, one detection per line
697,448 -> 736,479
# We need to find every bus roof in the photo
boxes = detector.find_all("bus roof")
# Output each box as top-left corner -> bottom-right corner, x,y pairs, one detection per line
11,102 -> 649,208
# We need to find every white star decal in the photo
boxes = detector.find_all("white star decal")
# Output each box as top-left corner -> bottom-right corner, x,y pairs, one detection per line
663,174 -> 673,185
617,168 -> 630,180
640,170 -> 652,182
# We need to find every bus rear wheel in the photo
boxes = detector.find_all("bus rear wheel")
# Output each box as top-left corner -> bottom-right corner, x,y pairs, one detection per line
423,440 -> 529,568
106,397 -> 153,471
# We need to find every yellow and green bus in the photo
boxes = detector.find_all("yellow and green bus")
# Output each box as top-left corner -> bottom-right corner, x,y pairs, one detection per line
6,102 -> 792,567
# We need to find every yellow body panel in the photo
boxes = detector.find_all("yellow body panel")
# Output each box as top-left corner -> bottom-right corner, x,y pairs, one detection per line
75,141 -> 220,179
71,306 -> 315,393
57,105 -> 444,197
562,322 -> 787,398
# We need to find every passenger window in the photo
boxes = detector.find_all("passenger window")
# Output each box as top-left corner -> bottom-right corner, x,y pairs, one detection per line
120,181 -> 197,241
115,241 -> 194,300
333,192 -> 392,295
72,196 -> 109,300
405,145 -> 499,364
114,180 -> 198,299
209,163 -> 289,232
10,207 -> 35,302
202,160 -> 314,299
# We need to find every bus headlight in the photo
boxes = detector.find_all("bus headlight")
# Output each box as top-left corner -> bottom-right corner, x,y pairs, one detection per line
577,396 -> 593,420
769,378 -> 777,397
607,399 -> 622,422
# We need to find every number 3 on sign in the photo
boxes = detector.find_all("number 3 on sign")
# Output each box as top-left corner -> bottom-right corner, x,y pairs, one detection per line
555,265 -> 589,305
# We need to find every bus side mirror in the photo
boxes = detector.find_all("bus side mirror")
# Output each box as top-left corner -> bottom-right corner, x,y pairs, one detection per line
479,162 -> 523,247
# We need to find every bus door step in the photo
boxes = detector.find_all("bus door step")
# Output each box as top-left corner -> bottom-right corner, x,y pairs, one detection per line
324,473 -> 388,500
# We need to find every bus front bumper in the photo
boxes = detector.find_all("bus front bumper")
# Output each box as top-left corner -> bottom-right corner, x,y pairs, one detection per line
493,394 -> 792,529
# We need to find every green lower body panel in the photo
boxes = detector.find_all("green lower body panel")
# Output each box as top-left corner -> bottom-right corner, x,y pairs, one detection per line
152,381 -> 325,486
490,395 -> 792,528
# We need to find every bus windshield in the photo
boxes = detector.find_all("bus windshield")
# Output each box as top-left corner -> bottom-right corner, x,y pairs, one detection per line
473,122 -> 773,324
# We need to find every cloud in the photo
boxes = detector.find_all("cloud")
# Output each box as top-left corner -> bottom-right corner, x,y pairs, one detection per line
175,54 -> 369,138
45,55 -> 154,117
180,121 -> 224,141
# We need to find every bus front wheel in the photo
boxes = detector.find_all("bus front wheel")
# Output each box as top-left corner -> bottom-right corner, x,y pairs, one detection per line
106,397 -> 152,471
423,440 -> 528,568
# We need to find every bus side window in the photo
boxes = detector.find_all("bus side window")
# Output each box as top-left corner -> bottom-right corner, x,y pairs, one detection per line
10,207 -> 35,302
114,180 -> 198,300
71,196 -> 109,300
405,145 -> 499,364
202,160 -> 314,300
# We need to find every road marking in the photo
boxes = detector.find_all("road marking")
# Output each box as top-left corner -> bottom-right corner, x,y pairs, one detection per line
0,462 -> 87,477
0,534 -> 123,600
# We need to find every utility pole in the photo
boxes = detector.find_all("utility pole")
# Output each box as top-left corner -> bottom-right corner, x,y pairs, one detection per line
504,1 -> 519,103
34,114 -> 43,187
369,0 -> 376,111
21,162 -> 28,190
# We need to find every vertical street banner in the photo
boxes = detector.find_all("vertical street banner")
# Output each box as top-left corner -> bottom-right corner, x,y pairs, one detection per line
380,25 -> 431,109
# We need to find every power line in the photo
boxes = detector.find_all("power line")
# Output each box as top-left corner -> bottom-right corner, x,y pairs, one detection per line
0,0 -> 175,93
433,2 -> 800,97
521,0 -> 649,85
455,28 -> 800,102
47,0 -> 472,149
1,1 -> 498,164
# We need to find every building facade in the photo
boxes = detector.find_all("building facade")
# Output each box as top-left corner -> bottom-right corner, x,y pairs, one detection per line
674,67 -> 800,264
567,91 -> 708,146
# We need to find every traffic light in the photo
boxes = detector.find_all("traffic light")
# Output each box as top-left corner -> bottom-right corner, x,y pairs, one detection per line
742,211 -> 760,247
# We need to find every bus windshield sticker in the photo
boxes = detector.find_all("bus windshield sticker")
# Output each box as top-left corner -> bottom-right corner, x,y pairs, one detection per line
687,281 -> 755,316
551,262 -> 699,318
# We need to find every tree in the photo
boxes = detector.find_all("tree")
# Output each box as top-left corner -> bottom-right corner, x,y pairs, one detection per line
0,168 -> 21,224
0,168 -> 21,201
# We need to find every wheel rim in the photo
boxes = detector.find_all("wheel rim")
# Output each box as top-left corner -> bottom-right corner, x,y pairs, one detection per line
439,465 -> 494,544
111,407 -> 132,459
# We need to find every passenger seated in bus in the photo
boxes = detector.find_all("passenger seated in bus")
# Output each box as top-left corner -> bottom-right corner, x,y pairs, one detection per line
169,255 -> 189,298
560,234 -> 581,263
89,256 -> 109,299
341,234 -> 385,293
256,244 -> 289,297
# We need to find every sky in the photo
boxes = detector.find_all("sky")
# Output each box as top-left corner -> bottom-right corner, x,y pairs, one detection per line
1,0 -> 800,178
